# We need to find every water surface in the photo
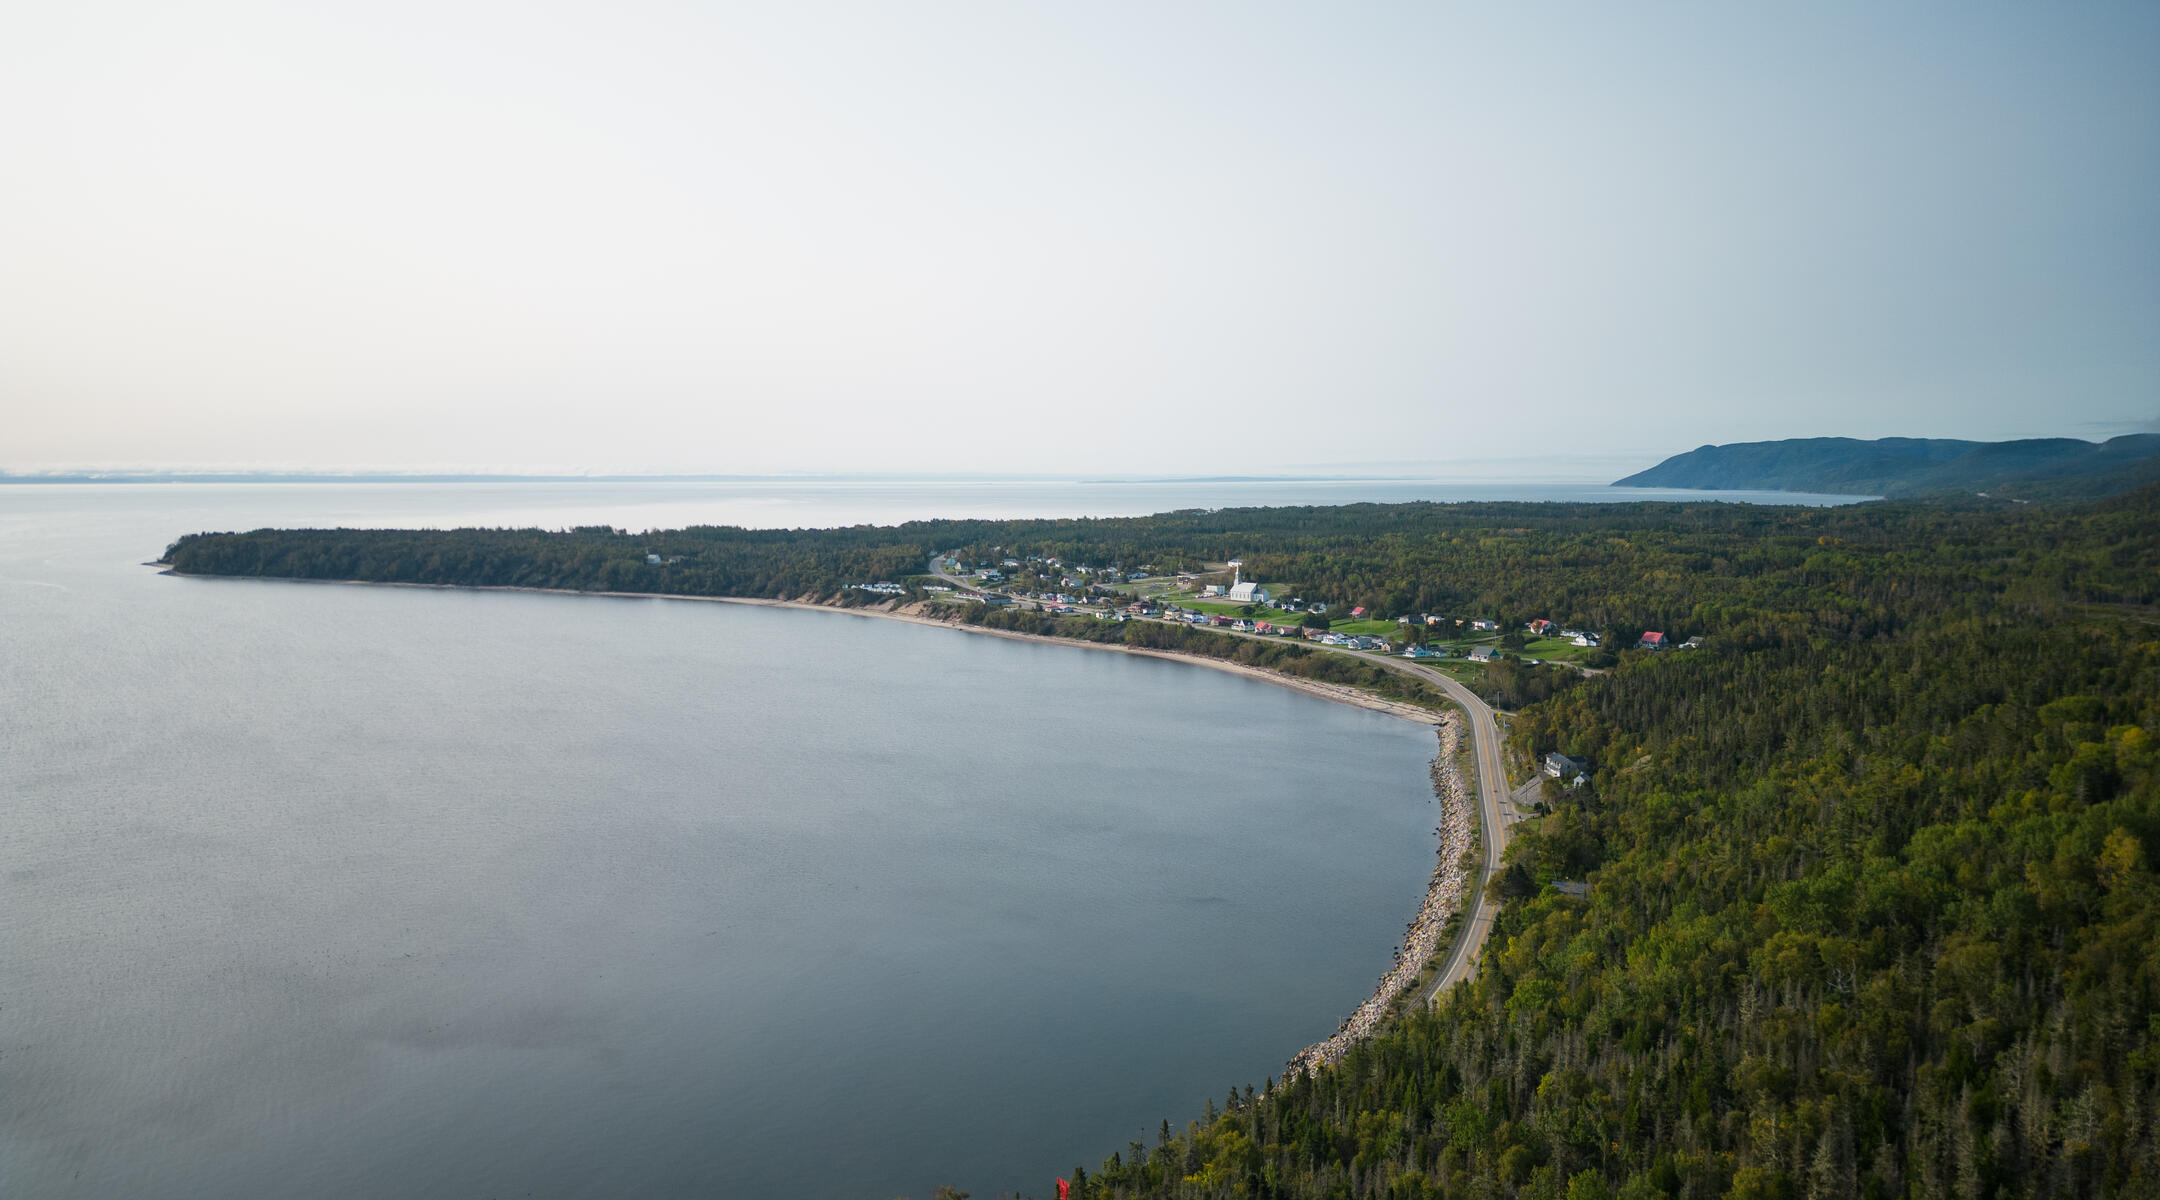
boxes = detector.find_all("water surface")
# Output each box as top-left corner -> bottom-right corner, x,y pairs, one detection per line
3,485 -> 1452,1198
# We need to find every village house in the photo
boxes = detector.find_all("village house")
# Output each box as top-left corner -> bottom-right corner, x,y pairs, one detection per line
1468,646 -> 1497,662
1543,752 -> 1589,779
1637,631 -> 1668,651
1471,618 -> 1499,632
1528,619 -> 1554,636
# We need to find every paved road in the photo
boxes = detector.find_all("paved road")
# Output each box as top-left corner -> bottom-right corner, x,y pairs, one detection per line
1390,658 -> 1513,1001
924,555 -> 984,594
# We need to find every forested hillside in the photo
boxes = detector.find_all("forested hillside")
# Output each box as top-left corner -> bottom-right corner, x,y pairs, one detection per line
1072,492 -> 2160,1200
164,488 -> 2160,1198
1612,434 -> 2160,500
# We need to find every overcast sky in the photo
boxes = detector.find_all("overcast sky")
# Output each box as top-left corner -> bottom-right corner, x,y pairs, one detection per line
4,2 -> 2155,476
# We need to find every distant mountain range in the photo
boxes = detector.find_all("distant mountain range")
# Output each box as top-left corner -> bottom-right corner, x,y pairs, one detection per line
1614,434 -> 2160,499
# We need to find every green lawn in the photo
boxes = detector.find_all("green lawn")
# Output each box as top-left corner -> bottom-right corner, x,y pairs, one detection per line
1328,618 -> 1400,637
1521,636 -> 1588,661
1174,599 -> 1310,624
1157,602 -> 1486,644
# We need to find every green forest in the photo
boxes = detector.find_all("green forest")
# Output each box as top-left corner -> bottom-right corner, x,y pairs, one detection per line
164,486 -> 2160,1198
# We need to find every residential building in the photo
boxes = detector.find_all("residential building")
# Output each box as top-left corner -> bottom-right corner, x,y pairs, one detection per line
1543,752 -> 1588,778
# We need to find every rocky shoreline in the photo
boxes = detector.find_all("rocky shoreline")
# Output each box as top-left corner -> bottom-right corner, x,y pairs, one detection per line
1286,709 -> 1474,1075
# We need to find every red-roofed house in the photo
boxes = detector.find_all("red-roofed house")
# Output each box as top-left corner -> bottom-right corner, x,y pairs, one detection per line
1350,606 -> 1367,618
1637,631 -> 1667,650
1528,619 -> 1554,636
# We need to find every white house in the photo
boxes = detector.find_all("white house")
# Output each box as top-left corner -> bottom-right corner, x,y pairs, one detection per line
1543,752 -> 1588,778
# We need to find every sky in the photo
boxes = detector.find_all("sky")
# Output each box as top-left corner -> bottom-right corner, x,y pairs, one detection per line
3,2 -> 2156,478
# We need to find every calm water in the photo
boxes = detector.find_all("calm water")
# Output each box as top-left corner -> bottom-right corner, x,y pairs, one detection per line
1,480 -> 1862,1198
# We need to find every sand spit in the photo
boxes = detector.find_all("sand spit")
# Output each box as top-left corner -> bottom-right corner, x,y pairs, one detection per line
1286,710 -> 1473,1076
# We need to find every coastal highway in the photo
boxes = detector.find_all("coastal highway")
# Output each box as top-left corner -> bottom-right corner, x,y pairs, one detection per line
1399,660 -> 1511,1002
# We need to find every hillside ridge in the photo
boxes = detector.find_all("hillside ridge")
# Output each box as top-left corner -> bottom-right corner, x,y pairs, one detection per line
1614,433 -> 2160,498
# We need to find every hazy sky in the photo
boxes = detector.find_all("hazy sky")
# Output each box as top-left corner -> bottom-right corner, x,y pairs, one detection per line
4,2 -> 2155,476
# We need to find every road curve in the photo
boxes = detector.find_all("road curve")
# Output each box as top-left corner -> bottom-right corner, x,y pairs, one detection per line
1397,661 -> 1509,999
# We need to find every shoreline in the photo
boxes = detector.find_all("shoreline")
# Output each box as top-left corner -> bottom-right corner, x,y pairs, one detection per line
156,568 -> 1446,726
1286,711 -> 1474,1075
156,566 -> 1471,1061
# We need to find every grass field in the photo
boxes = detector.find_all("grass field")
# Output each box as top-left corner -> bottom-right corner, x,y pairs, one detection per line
1174,598 -> 1304,623
1327,618 -> 1399,637
1521,636 -> 1589,661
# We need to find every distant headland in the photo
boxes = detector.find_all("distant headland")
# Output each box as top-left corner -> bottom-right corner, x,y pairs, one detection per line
1614,433 -> 2160,499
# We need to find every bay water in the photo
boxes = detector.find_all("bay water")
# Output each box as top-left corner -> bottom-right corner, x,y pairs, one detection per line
1,479 -> 1859,1197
